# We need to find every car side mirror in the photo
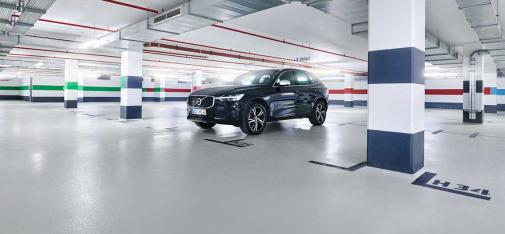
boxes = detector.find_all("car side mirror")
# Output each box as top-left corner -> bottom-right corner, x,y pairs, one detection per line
278,80 -> 291,87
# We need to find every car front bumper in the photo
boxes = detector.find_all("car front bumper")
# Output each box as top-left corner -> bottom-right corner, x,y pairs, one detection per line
187,100 -> 242,126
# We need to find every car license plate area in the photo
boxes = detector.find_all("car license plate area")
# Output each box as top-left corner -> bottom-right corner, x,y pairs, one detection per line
190,108 -> 206,116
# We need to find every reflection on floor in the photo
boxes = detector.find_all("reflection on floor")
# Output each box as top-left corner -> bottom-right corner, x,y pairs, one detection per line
0,101 -> 503,234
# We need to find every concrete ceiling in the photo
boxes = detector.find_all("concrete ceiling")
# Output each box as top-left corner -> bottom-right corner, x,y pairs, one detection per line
0,0 -> 496,78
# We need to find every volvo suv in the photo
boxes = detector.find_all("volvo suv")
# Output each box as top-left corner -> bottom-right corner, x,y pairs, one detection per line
187,69 -> 329,135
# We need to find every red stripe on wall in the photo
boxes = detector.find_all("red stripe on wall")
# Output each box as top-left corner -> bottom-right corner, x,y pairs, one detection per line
353,89 -> 368,94
164,88 -> 191,93
484,87 -> 491,95
425,89 -> 463,95
146,88 -> 154,92
329,89 -> 368,94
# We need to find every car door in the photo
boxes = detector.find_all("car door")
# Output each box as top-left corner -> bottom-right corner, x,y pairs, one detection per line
269,70 -> 299,118
293,70 -> 314,114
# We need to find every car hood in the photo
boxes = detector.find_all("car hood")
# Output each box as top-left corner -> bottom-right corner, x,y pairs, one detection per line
190,85 -> 267,96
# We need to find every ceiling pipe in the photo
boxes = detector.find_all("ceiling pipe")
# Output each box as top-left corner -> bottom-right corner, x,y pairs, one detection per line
102,0 -> 159,14
11,14 -> 117,32
211,24 -> 368,63
12,45 -> 275,69
145,42 -> 313,68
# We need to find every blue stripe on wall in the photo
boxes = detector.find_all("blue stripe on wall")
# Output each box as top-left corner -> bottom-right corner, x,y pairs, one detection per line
0,95 -> 22,100
367,129 -> 424,174
80,97 -> 120,102
484,105 -> 498,113
31,97 -> 64,102
142,97 -> 155,102
368,47 -> 425,85
497,89 -> 505,95
425,102 -> 462,109
165,97 -> 187,101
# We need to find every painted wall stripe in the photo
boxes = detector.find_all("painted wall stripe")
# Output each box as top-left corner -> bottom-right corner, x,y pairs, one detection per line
368,47 -> 425,85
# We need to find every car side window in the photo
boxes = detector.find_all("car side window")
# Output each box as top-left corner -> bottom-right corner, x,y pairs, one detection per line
307,72 -> 321,84
295,71 -> 310,85
276,71 -> 296,86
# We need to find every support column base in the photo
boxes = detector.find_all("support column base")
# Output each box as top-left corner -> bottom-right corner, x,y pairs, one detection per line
120,106 -> 142,119
64,100 -> 78,108
463,111 -> 483,123
367,130 -> 424,174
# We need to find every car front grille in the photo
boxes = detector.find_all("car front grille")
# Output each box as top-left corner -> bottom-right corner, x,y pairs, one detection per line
188,95 -> 214,108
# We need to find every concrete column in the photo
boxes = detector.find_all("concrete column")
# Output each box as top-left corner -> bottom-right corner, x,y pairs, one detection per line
484,69 -> 497,113
64,59 -> 79,108
155,78 -> 166,102
463,56 -> 484,123
367,0 -> 425,174
120,50 -> 143,119
192,71 -> 203,92
343,74 -> 354,107
77,74 -> 84,103
497,72 -> 505,114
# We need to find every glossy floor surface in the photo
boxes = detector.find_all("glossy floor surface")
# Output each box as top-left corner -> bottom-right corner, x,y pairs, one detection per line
1,101 -> 504,234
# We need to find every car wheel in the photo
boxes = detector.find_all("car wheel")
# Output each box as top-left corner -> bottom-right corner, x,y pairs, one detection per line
309,100 -> 327,126
240,102 -> 267,135
195,122 -> 216,129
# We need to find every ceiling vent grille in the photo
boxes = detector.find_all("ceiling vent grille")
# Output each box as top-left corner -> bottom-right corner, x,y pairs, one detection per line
153,7 -> 182,25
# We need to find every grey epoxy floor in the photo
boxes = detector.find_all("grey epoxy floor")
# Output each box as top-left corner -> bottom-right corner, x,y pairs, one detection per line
0,101 -> 504,234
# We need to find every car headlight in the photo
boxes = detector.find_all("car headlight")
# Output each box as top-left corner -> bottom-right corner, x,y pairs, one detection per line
216,94 -> 244,102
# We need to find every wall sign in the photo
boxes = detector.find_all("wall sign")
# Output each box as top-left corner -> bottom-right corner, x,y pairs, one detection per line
412,172 -> 491,201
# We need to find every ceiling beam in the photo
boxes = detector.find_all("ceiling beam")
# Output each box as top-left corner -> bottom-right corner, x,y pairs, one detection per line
0,2 -> 46,14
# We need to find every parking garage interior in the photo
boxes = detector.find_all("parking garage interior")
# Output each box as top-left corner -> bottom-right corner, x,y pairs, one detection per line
0,0 -> 504,233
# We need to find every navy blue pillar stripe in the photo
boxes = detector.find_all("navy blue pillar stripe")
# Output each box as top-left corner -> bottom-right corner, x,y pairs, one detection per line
64,100 -> 78,108
498,104 -> 505,111
120,106 -> 142,119
367,130 -> 424,174
121,76 -> 143,88
463,80 -> 483,93
368,47 -> 425,85
120,76 -> 143,119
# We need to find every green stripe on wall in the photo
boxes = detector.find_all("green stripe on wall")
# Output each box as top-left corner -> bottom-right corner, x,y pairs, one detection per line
79,86 -> 121,92
0,86 -> 20,90
19,86 -> 29,90
32,85 -> 64,91
65,82 -> 78,90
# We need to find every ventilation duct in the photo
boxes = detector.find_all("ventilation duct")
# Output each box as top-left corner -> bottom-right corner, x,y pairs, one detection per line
98,0 -> 286,49
304,0 -> 462,65
455,0 -> 505,72
0,0 -> 56,57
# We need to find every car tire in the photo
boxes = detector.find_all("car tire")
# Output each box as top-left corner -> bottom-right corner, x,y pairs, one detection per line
309,100 -> 327,126
240,102 -> 268,135
195,122 -> 216,129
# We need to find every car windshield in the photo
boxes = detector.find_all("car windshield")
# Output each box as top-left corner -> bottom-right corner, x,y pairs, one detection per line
231,70 -> 279,86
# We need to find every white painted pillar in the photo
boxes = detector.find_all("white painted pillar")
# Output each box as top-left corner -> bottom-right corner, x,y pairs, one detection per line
64,59 -> 79,108
463,55 -> 484,123
120,50 -> 143,119
497,72 -> 505,114
156,78 -> 166,102
192,71 -> 203,92
343,74 -> 354,107
367,0 -> 425,174
484,67 -> 497,113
